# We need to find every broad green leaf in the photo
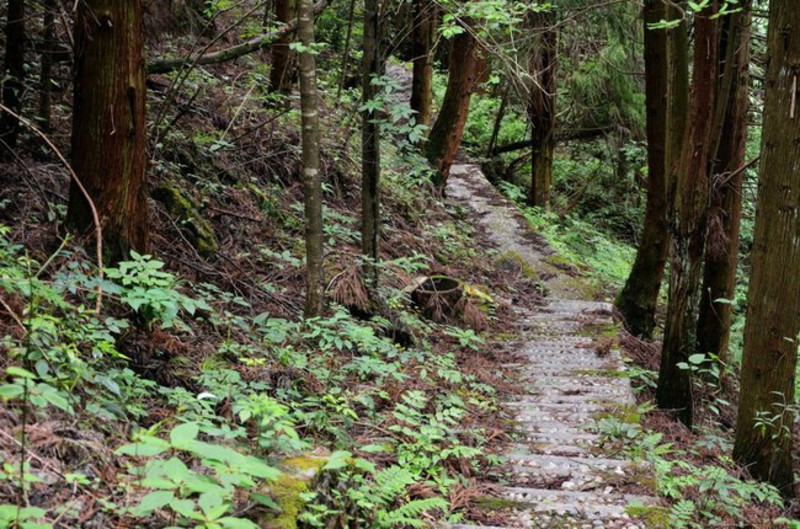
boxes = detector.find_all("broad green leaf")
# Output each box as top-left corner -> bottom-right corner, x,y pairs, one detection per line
137,490 -> 174,514
688,354 -> 707,365
170,422 -> 200,446
116,437 -> 170,457
6,366 -> 36,379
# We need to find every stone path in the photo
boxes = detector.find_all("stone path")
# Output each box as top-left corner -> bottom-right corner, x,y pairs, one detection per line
445,164 -> 658,528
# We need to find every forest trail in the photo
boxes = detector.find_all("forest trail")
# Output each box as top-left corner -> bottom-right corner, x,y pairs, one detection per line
444,165 -> 659,528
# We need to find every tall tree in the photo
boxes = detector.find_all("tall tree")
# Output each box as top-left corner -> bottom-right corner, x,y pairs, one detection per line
696,1 -> 752,375
297,0 -> 325,316
67,0 -> 149,262
0,0 -> 26,151
527,10 -> 557,209
616,2 -> 688,338
270,0 -> 296,94
656,2 -> 720,428
425,28 -> 485,190
38,0 -> 56,131
733,0 -> 800,498
410,0 -> 436,129
361,0 -> 385,281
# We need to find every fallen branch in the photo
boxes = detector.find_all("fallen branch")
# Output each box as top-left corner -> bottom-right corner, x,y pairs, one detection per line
147,0 -> 330,75
491,126 -> 614,156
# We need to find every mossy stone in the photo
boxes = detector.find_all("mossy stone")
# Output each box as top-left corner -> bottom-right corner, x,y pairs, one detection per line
152,182 -> 219,258
261,455 -> 328,529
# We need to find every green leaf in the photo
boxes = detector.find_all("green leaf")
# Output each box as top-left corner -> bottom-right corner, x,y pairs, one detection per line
323,451 -> 352,471
688,354 -> 707,365
137,490 -> 175,515
197,492 -> 227,520
250,493 -> 280,511
170,422 -> 200,446
169,498 -> 197,517
116,437 -> 170,457
0,384 -> 25,400
6,366 -> 36,379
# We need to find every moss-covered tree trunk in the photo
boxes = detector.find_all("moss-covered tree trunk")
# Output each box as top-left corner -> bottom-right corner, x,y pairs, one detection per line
0,0 -> 26,151
297,0 -> 324,316
361,0 -> 385,281
696,1 -> 751,376
527,11 -> 557,209
270,0 -> 296,94
425,29 -> 485,190
733,0 -> 800,498
657,2 -> 720,428
67,0 -> 149,263
616,1 -> 687,338
410,0 -> 435,129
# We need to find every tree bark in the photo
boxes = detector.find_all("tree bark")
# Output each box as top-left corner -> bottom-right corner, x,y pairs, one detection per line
527,11 -> 557,209
733,0 -> 800,498
361,0 -> 384,282
696,1 -> 751,377
657,2 -> 720,428
425,29 -> 485,190
38,0 -> 55,131
67,0 -> 149,263
0,0 -> 26,151
270,0 -> 296,93
616,1 -> 685,338
410,0 -> 435,129
297,0 -> 325,317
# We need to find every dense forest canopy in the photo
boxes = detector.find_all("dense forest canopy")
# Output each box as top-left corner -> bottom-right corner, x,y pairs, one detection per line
1,0 -> 799,527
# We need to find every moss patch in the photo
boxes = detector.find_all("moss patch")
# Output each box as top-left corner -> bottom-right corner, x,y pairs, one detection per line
474,496 -> 530,510
152,182 -> 219,257
261,455 -> 328,529
495,251 -> 538,279
626,505 -> 670,528
593,404 -> 640,424
575,369 -> 630,379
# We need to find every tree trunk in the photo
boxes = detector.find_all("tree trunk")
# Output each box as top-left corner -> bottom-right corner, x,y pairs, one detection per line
696,1 -> 751,377
486,86 -> 509,158
410,0 -> 435,129
67,0 -> 149,263
270,0 -> 295,93
297,0 -> 325,316
733,0 -> 800,498
361,0 -> 385,282
425,29 -> 485,190
0,0 -> 26,151
657,2 -> 720,428
616,1 -> 686,338
527,12 -> 557,209
38,0 -> 55,131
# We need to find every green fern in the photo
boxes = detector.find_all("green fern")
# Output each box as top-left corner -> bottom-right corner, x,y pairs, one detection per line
373,466 -> 416,504
668,499 -> 696,528
376,497 -> 449,528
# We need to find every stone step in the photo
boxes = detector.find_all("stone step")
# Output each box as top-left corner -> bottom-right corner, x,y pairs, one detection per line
500,487 -> 656,516
519,431 -> 602,446
546,300 -> 614,313
506,361 -> 626,375
514,421 -> 601,435
510,442 -> 592,457
506,454 -> 644,490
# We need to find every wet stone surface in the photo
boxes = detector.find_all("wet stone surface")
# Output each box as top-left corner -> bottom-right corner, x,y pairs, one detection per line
441,165 -> 658,528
